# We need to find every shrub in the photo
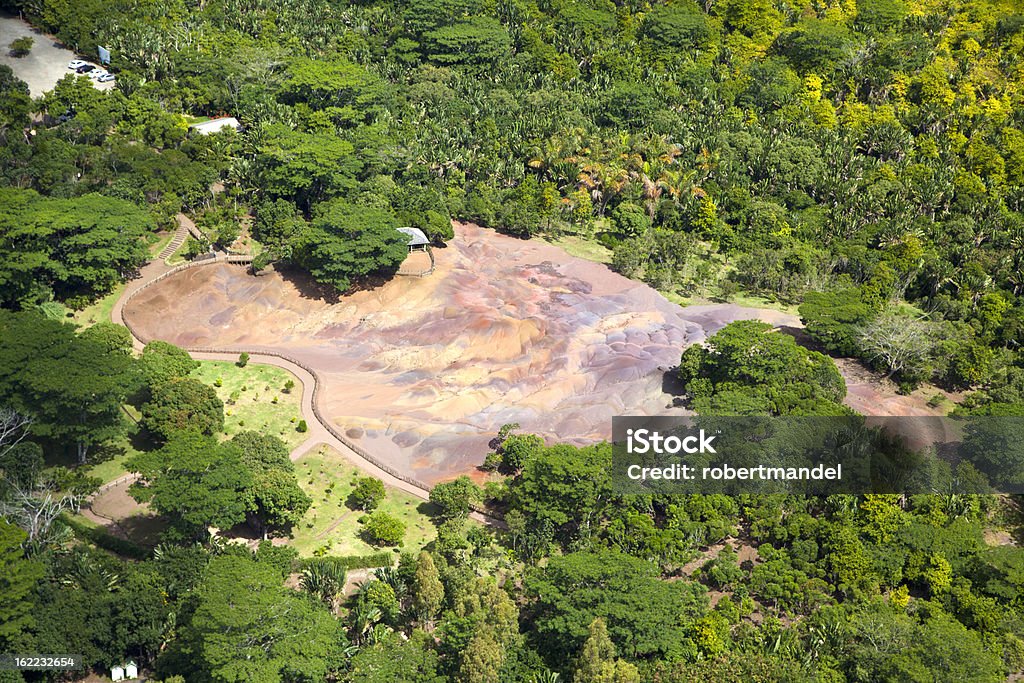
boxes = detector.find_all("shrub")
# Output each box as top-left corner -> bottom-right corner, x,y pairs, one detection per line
296,419 -> 308,433
293,552 -> 393,572
362,511 -> 406,546
237,352 -> 249,367
9,37 -> 33,57
283,379 -> 295,393
350,477 -> 386,511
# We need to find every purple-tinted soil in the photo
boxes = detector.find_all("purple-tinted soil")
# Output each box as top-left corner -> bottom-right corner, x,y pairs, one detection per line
124,223 -> 882,484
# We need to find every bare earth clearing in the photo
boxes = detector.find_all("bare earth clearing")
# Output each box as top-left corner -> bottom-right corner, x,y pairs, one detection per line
124,223 -> 943,485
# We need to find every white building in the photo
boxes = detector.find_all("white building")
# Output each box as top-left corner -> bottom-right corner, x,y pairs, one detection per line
189,117 -> 242,135
397,227 -> 430,251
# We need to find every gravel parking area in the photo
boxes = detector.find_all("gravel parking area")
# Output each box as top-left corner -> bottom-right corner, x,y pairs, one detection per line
1,13 -> 114,96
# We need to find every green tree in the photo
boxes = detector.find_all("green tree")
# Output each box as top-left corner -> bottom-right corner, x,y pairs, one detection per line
641,2 -> 713,51
79,322 -> 133,356
412,551 -> 444,626
610,203 -> 651,238
512,443 -> 612,544
363,511 -> 406,546
799,288 -> 877,356
524,551 -> 706,664
230,432 -> 309,536
428,475 -> 481,520
856,0 -> 909,31
348,631 -> 444,683
256,126 -> 361,211
425,17 -> 511,66
459,626 -> 505,683
574,617 -> 641,683
8,37 -> 34,58
0,311 -> 138,463
773,20 -> 852,73
0,189 -> 152,307
280,57 -> 387,125
351,476 -> 386,511
0,65 -> 32,132
180,554 -> 343,682
495,433 -> 545,473
250,469 -> 311,538
139,340 -> 198,387
141,378 -> 225,442
677,320 -> 848,416
231,432 -> 290,472
0,520 -> 43,650
128,431 -> 253,539
296,200 -> 408,293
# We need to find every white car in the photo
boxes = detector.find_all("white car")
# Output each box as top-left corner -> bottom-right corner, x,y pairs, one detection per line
89,69 -> 107,80
97,73 -> 115,83
68,59 -> 87,69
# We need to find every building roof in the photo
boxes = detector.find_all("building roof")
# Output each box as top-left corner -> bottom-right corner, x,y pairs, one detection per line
189,117 -> 242,135
397,227 -> 430,246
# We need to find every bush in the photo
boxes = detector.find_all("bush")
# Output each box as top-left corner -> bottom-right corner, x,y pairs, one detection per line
9,37 -> 33,57
296,419 -> 308,433
362,511 -> 406,546
283,379 -> 295,393
350,476 -> 386,511
237,352 -> 249,367
141,378 -> 225,442
293,552 -> 393,572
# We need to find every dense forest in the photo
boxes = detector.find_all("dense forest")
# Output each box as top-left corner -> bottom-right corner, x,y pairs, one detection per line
2,0 -> 1024,680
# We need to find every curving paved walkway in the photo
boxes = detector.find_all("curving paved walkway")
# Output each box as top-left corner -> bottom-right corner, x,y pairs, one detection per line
111,216 -> 501,527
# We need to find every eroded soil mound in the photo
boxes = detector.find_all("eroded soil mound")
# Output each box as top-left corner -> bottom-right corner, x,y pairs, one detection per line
126,223 -> 797,484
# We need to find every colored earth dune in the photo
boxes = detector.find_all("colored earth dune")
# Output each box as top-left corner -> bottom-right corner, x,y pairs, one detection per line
125,223 -> 824,484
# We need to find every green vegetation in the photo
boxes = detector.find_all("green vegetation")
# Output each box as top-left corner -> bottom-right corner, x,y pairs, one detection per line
291,446 -> 438,557
3,0 -> 1024,680
0,189 -> 154,310
677,320 -> 849,415
8,36 -> 33,57
190,360 -> 304,449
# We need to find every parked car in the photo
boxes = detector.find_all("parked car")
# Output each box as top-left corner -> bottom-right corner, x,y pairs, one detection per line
97,73 -> 115,83
75,64 -> 96,74
89,69 -> 107,79
68,59 -> 87,69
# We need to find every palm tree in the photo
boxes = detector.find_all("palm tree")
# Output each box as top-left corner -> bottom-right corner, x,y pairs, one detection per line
348,604 -> 383,646
300,560 -> 346,611
531,672 -> 559,683
372,566 -> 406,596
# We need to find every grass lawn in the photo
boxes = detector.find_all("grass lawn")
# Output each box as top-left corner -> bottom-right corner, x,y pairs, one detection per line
289,445 -> 440,557
166,238 -> 192,265
86,433 -> 142,484
540,233 -> 613,264
71,281 -> 125,327
190,360 -> 306,449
